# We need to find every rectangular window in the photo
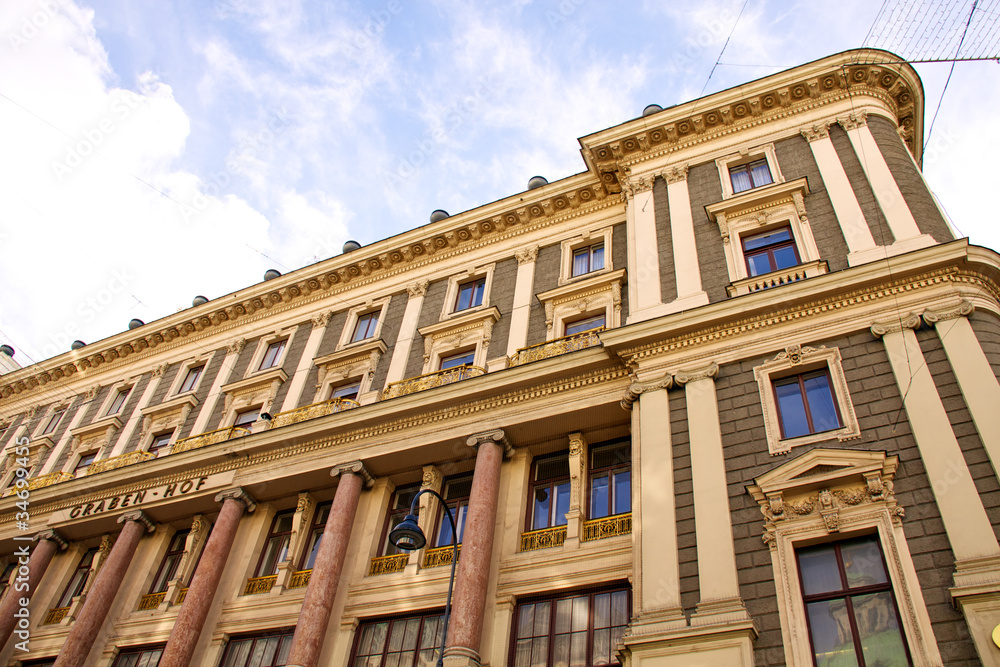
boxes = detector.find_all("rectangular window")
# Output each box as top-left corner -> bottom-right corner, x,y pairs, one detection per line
742,226 -> 800,277
57,548 -> 98,608
149,432 -> 173,453
512,588 -> 630,667
589,440 -> 631,520
729,158 -> 773,193
352,612 -> 444,666
440,350 -> 475,370
382,484 -> 420,556
234,408 -> 260,428
564,314 -> 606,337
149,530 -> 189,594
74,452 -> 97,476
299,501 -> 332,571
258,340 -> 287,371
455,278 -> 486,312
41,409 -> 65,435
255,511 -> 294,577
774,370 -> 842,439
529,453 -> 571,531
352,312 -> 380,343
108,388 -> 131,415
220,629 -> 294,667
330,381 -> 361,401
797,535 -> 910,666
178,365 -> 204,393
0,561 -> 17,599
435,474 -> 473,547
111,645 -> 164,667
572,243 -> 605,277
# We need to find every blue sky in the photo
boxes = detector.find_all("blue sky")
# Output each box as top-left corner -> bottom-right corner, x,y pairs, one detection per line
1,0 -> 998,366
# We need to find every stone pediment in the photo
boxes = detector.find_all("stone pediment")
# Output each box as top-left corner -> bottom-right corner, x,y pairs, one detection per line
69,415 -> 122,451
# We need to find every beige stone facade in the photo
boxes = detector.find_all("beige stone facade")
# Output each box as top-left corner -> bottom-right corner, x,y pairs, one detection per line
1,49 -> 999,666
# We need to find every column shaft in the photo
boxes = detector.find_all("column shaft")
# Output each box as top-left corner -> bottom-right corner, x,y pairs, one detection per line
159,492 -> 253,667
0,533 -> 63,650
53,514 -> 150,667
279,315 -> 330,412
384,282 -> 428,386
664,175 -> 705,303
446,434 -> 505,662
625,183 -> 663,314
286,469 -> 364,667
505,248 -> 538,357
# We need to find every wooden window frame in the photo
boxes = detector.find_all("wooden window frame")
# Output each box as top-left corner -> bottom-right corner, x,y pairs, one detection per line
254,510 -> 295,578
564,314 -> 606,337
57,548 -> 98,608
148,530 -> 189,594
107,387 -> 131,416
454,277 -> 487,312
380,484 -> 421,556
350,611 -> 445,667
729,157 -> 774,193
178,365 -> 204,394
352,312 -> 380,343
110,644 -> 165,667
41,409 -> 65,435
772,368 -> 843,440
218,628 -> 295,667
433,474 -> 473,547
571,243 -> 605,277
258,339 -> 287,371
741,225 -> 801,277
526,452 -> 571,531
299,501 -> 332,571
588,439 -> 631,520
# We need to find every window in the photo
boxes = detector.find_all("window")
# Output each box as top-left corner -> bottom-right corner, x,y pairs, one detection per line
455,278 -> 486,312
330,381 -> 361,401
149,432 -> 173,454
41,409 -> 65,435
220,629 -> 295,667
797,535 -> 910,666
729,158 -> 773,193
589,441 -> 631,520
512,588 -> 629,667
529,453 -> 571,531
564,315 -> 605,337
774,370 -> 842,439
21,659 -> 57,667
0,561 -> 17,599
57,548 -> 98,607
352,612 -> 444,667
178,365 -> 204,393
108,388 -> 131,415
149,530 -> 189,594
234,408 -> 260,429
352,312 -> 380,343
382,484 -> 420,556
440,350 -> 475,371
111,645 -> 165,667
743,227 -> 800,277
435,475 -> 473,547
258,340 -> 287,371
255,511 -> 294,577
300,502 -> 332,571
74,452 -> 97,477
572,243 -> 605,277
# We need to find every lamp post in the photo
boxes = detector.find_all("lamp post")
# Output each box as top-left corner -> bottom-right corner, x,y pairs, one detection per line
388,489 -> 458,667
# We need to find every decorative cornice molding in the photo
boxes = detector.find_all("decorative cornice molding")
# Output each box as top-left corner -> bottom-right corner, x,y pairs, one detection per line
673,362 -> 719,385
620,374 -> 672,410
118,509 -> 155,532
215,487 -> 257,513
922,300 -> 974,326
34,528 -> 68,550
870,313 -> 921,338
330,460 -> 375,488
467,428 -> 513,458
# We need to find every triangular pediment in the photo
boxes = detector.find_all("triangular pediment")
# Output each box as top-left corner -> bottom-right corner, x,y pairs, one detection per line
747,448 -> 897,501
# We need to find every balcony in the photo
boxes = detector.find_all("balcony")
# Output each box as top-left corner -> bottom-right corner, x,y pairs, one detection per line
368,554 -> 408,576
43,606 -> 69,625
137,592 -> 165,611
26,471 -> 74,491
87,451 -> 156,475
242,575 -> 277,595
520,526 -> 567,552
176,587 -> 188,604
269,397 -> 360,429
582,513 -> 632,542
381,365 -> 485,400
726,260 -> 829,297
508,329 -> 603,367
172,426 -> 251,454
288,569 -> 312,589
422,545 -> 461,568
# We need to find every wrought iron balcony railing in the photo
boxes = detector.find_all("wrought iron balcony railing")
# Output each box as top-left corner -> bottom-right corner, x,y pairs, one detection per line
87,451 -> 156,476
520,526 -> 567,552
508,329 -> 603,367
422,545 -> 461,568
288,569 -> 312,589
172,426 -> 251,454
368,554 -> 408,576
381,365 -> 485,400
582,513 -> 632,542
269,397 -> 360,429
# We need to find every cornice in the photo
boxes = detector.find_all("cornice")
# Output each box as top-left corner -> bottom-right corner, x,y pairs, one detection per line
418,306 -> 502,338
219,367 -> 288,396
313,339 -> 388,369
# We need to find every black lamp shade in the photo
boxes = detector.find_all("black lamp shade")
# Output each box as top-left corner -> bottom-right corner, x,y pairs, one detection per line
388,514 -> 426,551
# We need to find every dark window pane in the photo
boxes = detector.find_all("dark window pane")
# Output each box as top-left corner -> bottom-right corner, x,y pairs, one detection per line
803,373 -> 840,432
851,592 -> 908,666
613,471 -> 631,515
798,544 -> 842,596
750,160 -> 773,186
554,482 -> 570,526
532,489 -> 551,531
775,380 -> 810,438
806,599 -> 860,667
746,252 -> 775,277
840,537 -> 888,588
590,475 -> 609,519
536,456 -> 569,481
772,245 -> 799,271
743,228 -> 791,250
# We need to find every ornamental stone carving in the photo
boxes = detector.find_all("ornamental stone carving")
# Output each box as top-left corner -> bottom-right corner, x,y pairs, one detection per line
227,338 -> 247,356
515,245 -> 539,265
620,373 -> 672,410
801,123 -> 830,142
216,487 -> 257,512
407,280 -> 429,298
34,528 -> 69,550
331,460 -> 375,488
870,313 -> 921,337
311,310 -> 333,328
922,300 -> 974,326
466,429 -> 512,457
663,164 -> 689,184
673,362 -> 719,385
838,110 -> 868,131
119,509 -> 156,532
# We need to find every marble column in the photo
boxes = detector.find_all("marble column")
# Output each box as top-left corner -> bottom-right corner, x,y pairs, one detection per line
286,462 -> 373,667
53,511 -> 154,667
444,429 -> 511,666
159,488 -> 256,667
0,530 -> 67,650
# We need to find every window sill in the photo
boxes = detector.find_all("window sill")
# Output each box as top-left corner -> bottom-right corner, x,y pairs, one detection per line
727,260 -> 829,296
558,265 -> 613,287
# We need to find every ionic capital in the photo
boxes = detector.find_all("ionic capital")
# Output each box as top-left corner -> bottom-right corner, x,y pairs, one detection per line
870,313 -> 921,338
801,122 -> 831,142
331,460 -> 375,488
34,528 -> 68,550
215,487 -> 257,513
118,509 -> 155,533
922,301 -> 974,327
620,373 -> 673,410
674,362 -> 719,385
467,429 -> 512,458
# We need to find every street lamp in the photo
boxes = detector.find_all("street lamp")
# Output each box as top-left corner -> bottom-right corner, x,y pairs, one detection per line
388,488 -> 458,667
